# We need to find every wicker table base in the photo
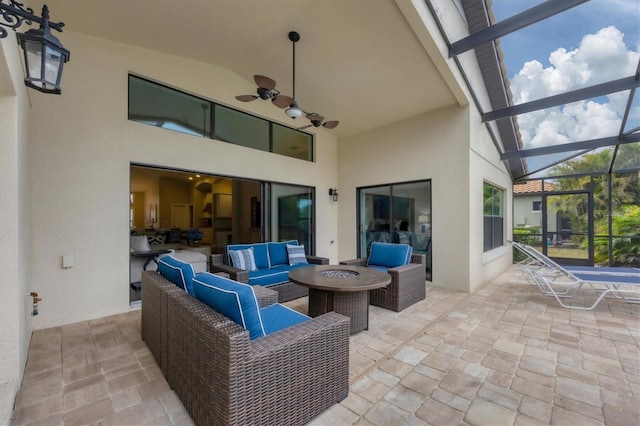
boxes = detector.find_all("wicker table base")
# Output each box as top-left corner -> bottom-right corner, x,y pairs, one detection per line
308,288 -> 370,333
289,265 -> 391,334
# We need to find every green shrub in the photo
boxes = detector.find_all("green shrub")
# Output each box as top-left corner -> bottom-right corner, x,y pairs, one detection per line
592,205 -> 640,267
512,228 -> 540,263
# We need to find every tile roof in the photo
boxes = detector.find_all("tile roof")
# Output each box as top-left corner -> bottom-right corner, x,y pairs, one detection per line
513,180 -> 556,194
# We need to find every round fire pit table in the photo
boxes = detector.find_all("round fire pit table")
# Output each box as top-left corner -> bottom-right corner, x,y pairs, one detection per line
288,265 -> 391,334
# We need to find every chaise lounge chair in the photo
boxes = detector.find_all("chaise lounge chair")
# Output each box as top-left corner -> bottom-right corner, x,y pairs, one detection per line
512,241 -> 640,310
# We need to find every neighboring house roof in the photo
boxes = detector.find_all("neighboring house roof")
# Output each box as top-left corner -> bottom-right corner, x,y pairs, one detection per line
513,180 -> 556,195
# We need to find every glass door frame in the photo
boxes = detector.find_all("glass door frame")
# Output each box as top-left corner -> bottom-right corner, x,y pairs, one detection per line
356,180 -> 432,277
542,189 -> 594,266
266,182 -> 316,254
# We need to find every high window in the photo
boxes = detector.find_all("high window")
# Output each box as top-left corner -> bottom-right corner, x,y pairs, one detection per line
128,75 -> 313,161
483,182 -> 504,252
532,201 -> 541,212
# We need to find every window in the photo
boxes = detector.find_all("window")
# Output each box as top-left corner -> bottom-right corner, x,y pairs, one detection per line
532,201 -> 541,212
214,105 -> 269,150
128,75 -> 210,138
483,182 -> 504,252
272,124 -> 313,161
128,75 -> 313,161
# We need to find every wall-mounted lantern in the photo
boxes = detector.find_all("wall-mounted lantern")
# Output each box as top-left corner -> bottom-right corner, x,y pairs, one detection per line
329,188 -> 339,202
0,2 -> 70,94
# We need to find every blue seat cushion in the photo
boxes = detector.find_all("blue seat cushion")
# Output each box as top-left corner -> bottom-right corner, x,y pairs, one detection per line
248,266 -> 291,287
157,255 -> 196,295
228,243 -> 270,269
268,240 -> 298,267
260,304 -> 310,335
367,264 -> 390,273
248,263 -> 310,287
192,272 -> 265,340
367,242 -> 413,269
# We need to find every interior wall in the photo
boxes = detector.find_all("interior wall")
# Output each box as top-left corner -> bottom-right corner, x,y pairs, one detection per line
159,177 -> 192,228
0,36 -> 32,424
26,30 -> 338,330
338,105 -> 472,292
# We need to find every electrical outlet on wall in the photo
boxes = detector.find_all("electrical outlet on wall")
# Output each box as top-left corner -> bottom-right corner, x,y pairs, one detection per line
62,254 -> 74,269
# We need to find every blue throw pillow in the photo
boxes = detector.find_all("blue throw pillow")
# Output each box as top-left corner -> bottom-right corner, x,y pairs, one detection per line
229,247 -> 258,271
268,240 -> 298,267
367,242 -> 413,269
157,255 -> 196,295
286,244 -> 308,265
192,272 -> 265,340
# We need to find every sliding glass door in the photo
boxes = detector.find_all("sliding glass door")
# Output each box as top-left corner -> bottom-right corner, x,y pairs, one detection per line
268,183 -> 314,253
358,180 -> 432,277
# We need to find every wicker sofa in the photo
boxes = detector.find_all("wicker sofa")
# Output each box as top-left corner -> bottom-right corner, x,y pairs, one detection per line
141,270 -> 350,426
340,242 -> 426,312
210,240 -> 329,302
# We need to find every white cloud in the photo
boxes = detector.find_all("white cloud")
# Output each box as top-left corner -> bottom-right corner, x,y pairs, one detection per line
510,26 -> 639,149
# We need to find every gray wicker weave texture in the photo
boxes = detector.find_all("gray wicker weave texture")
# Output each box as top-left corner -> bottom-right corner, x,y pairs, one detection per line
142,271 -> 350,426
341,253 -> 426,312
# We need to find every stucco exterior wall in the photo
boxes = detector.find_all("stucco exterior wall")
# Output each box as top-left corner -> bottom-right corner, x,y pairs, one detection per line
514,194 -> 543,228
468,108 -> 514,293
26,31 -> 338,330
0,36 -> 32,424
338,105 -> 473,292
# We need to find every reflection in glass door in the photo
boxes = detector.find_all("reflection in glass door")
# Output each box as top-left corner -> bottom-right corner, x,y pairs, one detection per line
270,184 -> 314,253
359,185 -> 392,251
358,181 -> 432,278
543,191 -> 593,266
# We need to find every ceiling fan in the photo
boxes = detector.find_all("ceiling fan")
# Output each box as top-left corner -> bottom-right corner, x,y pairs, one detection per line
235,74 -> 293,109
297,113 -> 339,130
238,31 -> 339,130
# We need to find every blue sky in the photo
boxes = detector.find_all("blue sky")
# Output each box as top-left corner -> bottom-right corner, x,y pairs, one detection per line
489,0 -> 640,173
492,0 -> 640,80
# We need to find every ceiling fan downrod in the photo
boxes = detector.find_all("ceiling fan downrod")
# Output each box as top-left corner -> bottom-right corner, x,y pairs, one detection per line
285,31 -> 303,119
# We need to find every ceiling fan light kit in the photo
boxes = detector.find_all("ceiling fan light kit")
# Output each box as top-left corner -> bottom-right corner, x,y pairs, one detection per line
236,31 -> 338,130
285,100 -> 303,119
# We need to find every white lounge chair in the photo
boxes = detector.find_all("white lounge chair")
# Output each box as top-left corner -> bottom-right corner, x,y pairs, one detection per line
511,241 -> 640,310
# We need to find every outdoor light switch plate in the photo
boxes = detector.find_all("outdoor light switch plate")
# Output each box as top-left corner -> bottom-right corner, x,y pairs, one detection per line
62,254 -> 74,269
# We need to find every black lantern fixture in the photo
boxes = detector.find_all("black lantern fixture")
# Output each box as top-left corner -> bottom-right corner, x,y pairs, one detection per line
0,1 -> 69,94
329,188 -> 339,202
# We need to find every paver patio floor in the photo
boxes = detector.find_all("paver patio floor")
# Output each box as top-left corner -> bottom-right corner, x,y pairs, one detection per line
10,266 -> 639,425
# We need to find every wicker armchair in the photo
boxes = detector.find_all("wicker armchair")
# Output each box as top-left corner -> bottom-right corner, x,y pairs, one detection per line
141,271 -> 277,376
141,271 -> 350,426
340,251 -> 426,312
210,253 -> 329,302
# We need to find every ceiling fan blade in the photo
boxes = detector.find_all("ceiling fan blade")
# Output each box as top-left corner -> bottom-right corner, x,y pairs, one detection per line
272,94 -> 293,109
297,124 -> 313,130
235,95 -> 258,102
323,120 -> 339,129
305,113 -> 324,122
254,75 -> 276,90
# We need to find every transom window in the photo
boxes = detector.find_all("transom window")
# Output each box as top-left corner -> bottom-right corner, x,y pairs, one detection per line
128,75 -> 313,161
